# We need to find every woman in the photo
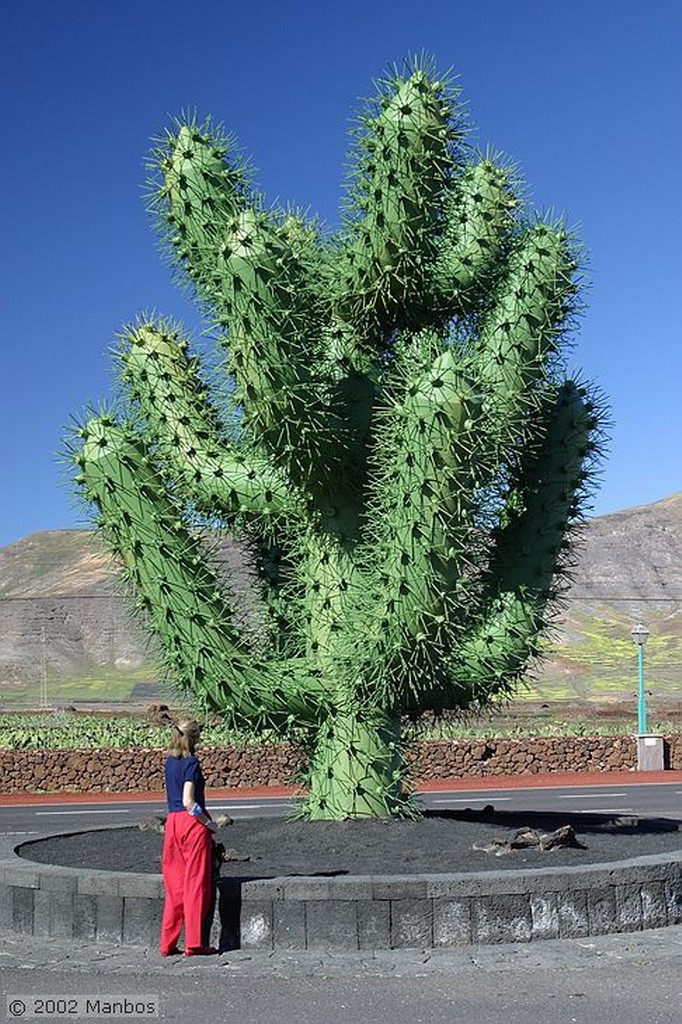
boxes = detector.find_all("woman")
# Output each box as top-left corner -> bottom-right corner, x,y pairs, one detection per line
160,717 -> 218,957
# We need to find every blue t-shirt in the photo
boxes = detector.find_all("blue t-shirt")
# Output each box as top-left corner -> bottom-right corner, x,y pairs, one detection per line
164,755 -> 206,813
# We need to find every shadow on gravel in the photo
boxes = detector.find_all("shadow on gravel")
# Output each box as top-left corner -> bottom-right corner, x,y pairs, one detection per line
425,806 -> 681,834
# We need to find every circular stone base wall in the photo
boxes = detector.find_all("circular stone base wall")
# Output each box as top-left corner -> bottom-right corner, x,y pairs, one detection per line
1,829 -> 680,952
238,856 -> 682,950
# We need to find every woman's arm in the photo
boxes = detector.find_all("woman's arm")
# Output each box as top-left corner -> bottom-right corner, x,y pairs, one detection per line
182,781 -> 217,830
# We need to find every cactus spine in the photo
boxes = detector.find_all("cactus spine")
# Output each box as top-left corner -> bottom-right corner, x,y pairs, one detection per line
70,59 -> 605,819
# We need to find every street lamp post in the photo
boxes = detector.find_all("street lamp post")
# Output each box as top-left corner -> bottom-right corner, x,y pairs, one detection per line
630,622 -> 650,735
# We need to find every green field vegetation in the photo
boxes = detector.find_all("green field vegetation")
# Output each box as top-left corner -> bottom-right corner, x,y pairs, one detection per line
1,711 -> 678,751
4,529 -> 680,715
527,612 -> 682,701
3,617 -> 680,712
0,664 -> 157,707
418,718 -> 680,740
0,712 -> 274,750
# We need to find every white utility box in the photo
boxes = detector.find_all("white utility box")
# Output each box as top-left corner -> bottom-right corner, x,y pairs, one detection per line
635,734 -> 665,772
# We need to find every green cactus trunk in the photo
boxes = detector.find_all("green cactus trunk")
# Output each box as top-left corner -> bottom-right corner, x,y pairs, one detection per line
69,57 -> 606,819
305,708 -> 407,820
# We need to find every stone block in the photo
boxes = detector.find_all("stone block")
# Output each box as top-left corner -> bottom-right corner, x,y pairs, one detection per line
305,900 -> 358,951
468,872 -> 537,897
123,897 -> 161,947
120,874 -> 164,899
530,893 -> 559,940
358,900 -> 390,950
240,900 -> 273,950
273,900 -> 305,951
0,883 -> 13,926
641,883 -> 667,929
425,877 -> 469,900
556,869 -> 607,893
390,899 -> 433,948
96,895 -> 123,943
474,895 -> 531,944
38,871 -> 79,893
665,881 -> 682,924
328,877 -> 374,901
587,887 -> 618,935
241,878 -> 285,901
433,899 -> 472,946
615,885 -> 642,931
215,877 -> 241,953
33,889 -> 52,938
13,887 -> 34,934
612,862 -> 675,887
73,894 -> 97,940
78,873 -> 120,897
558,891 -> 589,938
206,903 -> 221,952
48,891 -> 75,939
283,878 -> 331,901
373,877 -> 427,901
4,867 -> 39,889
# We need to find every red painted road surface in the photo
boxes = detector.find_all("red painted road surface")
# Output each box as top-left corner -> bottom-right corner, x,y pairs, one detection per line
1,769 -> 682,806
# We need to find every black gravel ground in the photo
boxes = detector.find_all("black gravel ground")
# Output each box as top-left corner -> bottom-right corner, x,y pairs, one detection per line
18,808 -> 682,877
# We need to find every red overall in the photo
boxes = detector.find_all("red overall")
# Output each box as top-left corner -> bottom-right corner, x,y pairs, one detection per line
160,810 -> 213,955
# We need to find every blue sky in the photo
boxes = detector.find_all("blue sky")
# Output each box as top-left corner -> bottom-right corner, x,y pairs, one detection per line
2,0 -> 680,548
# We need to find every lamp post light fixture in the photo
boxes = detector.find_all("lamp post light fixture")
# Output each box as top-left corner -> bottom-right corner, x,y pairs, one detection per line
630,622 -> 650,735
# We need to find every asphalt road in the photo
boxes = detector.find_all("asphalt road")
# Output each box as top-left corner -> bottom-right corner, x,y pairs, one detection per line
1,964 -> 681,1024
2,781 -> 681,838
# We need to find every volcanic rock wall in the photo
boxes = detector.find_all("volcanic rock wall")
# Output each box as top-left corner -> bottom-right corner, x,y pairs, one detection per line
2,735 -> 681,794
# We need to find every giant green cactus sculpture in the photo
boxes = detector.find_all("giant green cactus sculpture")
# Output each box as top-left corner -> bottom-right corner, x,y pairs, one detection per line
70,59 -> 605,819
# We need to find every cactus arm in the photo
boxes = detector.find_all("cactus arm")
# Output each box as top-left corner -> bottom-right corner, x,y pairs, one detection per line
120,322 -> 306,636
432,158 -> 517,316
333,332 -> 485,711
119,322 -> 299,522
368,335 -> 480,634
329,66 -> 460,346
153,123 -> 341,490
73,416 -> 327,726
487,381 -> 599,592
212,206 -> 330,467
473,223 -> 578,425
155,122 -> 248,271
446,379 -> 601,702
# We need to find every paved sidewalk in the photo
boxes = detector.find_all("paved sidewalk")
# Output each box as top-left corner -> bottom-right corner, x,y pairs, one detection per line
1,924 -> 682,978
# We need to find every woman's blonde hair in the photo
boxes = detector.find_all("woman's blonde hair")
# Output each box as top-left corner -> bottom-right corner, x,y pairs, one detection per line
168,718 -> 201,758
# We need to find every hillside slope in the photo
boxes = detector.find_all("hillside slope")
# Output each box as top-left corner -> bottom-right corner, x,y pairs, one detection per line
1,494 -> 680,705
535,492 -> 682,699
